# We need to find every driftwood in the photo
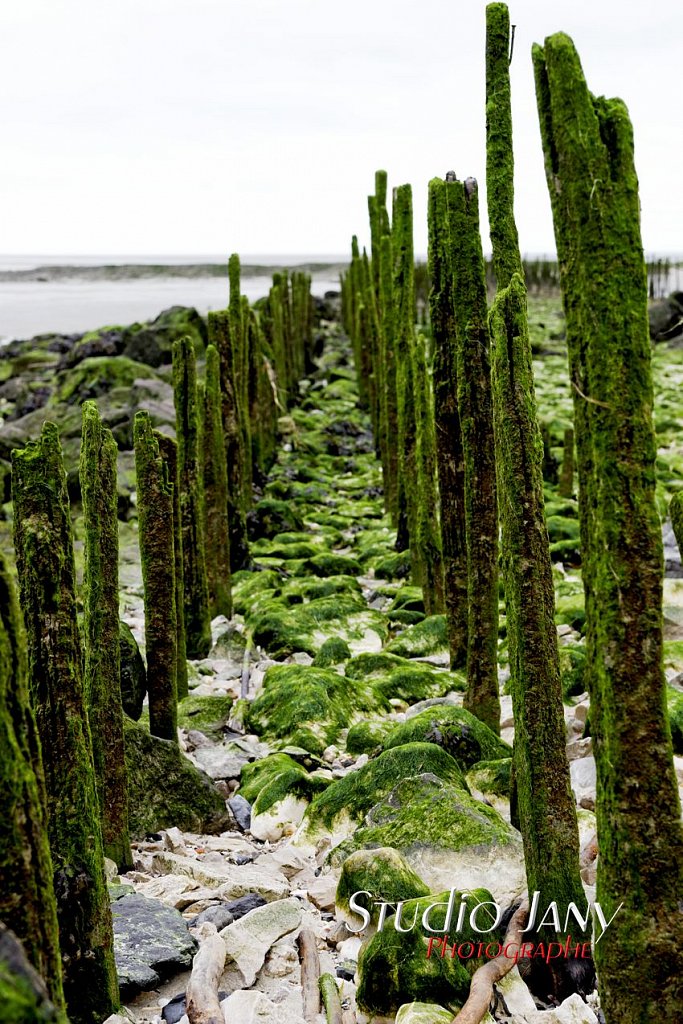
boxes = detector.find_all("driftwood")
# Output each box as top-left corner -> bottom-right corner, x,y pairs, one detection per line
297,927 -> 321,1021
186,922 -> 227,1024
450,899 -> 529,1024
319,971 -> 344,1024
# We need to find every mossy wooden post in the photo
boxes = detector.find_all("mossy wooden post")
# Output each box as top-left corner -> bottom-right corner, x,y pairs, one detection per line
155,432 -> 188,700
491,279 -> 586,939
203,344 -> 232,618
414,331 -> 445,614
361,249 -> 381,448
228,256 -> 253,505
534,31 -> 683,1017
392,184 -> 417,556
208,310 -> 251,572
173,336 -> 212,658
380,232 -> 399,523
428,177 -> 468,668
558,426 -> 574,498
0,552 -> 64,1011
446,177 -> 500,733
134,412 -> 178,740
80,401 -> 132,871
12,422 -> 118,1023
486,5 -> 585,954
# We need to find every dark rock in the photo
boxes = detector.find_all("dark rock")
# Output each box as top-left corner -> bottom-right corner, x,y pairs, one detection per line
123,717 -> 231,838
112,893 -> 197,999
228,794 -> 252,831
190,904 -> 236,930
162,993 -> 187,1024
119,621 -> 146,720
650,292 -> 683,341
247,498 -> 304,540
123,306 -> 207,367
59,328 -> 128,369
224,892 -> 267,919
161,990 -> 229,1024
337,961 -> 357,981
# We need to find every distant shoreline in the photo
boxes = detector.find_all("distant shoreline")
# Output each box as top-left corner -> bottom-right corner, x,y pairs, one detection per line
0,261 -> 348,284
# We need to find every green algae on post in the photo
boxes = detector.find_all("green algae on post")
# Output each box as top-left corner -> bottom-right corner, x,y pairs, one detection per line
490,276 -> 585,939
208,309 -> 251,572
534,30 -> 683,1018
173,335 -> 212,657
202,343 -> 232,618
445,177 -> 500,733
0,550 -> 65,1011
428,177 -> 468,668
134,412 -> 178,740
79,401 -> 132,871
153,432 -> 189,699
392,184 -> 418,559
413,330 -> 445,614
12,422 -> 119,1023
486,3 -> 585,952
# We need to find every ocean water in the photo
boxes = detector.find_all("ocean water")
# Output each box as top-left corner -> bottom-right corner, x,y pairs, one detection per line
0,254 -> 346,343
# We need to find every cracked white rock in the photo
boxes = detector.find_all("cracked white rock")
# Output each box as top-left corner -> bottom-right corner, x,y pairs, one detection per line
219,897 -> 302,989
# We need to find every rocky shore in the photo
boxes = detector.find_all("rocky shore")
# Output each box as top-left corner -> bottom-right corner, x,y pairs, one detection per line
2,303 -> 683,1024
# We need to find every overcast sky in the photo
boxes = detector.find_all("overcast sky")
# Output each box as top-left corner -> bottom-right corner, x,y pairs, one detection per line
1,0 -> 680,257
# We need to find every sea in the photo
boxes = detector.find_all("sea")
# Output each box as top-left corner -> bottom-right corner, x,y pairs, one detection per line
0,254 -> 347,344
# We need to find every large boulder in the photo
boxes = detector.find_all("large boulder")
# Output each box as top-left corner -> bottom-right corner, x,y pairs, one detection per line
247,663 -> 389,753
112,893 -> 196,998
123,718 -> 231,838
383,705 -> 512,769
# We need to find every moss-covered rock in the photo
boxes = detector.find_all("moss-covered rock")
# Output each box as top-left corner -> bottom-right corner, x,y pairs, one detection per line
466,758 -> 512,799
231,570 -> 282,617
302,743 -> 466,839
374,666 -> 464,704
331,773 -> 524,900
336,848 -> 430,930
356,887 -> 498,1015
239,753 -> 329,813
123,718 -> 230,838
559,643 -> 587,700
345,652 -> 410,680
387,586 -> 426,625
383,706 -> 511,768
372,549 -> 412,580
346,718 -> 394,754
313,636 -> 352,667
667,687 -> 683,754
247,664 -> 389,754
247,499 -> 305,540
386,616 -> 449,658
176,695 -> 233,741
395,1004 -> 454,1024
307,552 -> 363,577
280,574 -> 362,605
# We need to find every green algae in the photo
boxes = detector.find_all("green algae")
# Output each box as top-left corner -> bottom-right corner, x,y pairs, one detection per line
304,743 -> 466,832
248,663 -> 389,754
383,706 -> 511,768
386,616 -> 449,658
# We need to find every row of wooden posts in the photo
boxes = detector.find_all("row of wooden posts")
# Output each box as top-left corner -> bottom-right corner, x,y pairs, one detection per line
0,261 -> 314,1023
341,6 -> 682,1022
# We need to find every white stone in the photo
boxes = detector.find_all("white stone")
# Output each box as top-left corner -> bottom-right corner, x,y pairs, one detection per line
496,965 -> 537,1015
401,835 -> 526,904
251,794 -> 310,842
220,990 -> 306,1024
191,745 -> 247,779
151,852 -> 289,900
570,756 -> 597,809
338,936 -> 363,960
219,898 -> 302,990
103,857 -> 118,881
523,992 -> 598,1024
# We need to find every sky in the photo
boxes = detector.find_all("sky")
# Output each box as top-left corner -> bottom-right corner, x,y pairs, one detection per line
1,0 -> 680,258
